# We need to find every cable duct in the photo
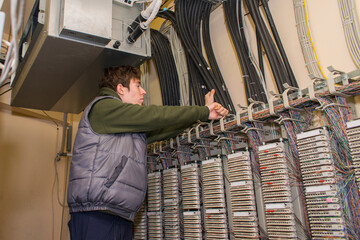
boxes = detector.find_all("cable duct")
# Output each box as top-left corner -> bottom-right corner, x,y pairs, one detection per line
338,0 -> 360,68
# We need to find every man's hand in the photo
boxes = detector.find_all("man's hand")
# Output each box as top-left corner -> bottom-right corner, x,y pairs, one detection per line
205,89 -> 215,106
207,102 -> 229,120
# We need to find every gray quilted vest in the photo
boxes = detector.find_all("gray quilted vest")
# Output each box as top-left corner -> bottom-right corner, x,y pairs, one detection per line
67,96 -> 147,222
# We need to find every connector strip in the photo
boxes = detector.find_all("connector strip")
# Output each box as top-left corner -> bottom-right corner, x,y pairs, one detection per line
201,158 -> 228,239
346,119 -> 360,194
227,151 -> 259,239
258,142 -> 299,239
181,164 -> 202,239
133,203 -> 147,240
147,172 -> 163,239
163,168 -> 181,239
297,128 -> 346,239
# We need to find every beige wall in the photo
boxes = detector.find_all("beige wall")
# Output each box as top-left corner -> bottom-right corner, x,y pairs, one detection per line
1,0 -> 360,239
0,93 -> 79,240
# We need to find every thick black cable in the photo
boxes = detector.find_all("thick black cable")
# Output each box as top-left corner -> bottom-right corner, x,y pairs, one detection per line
260,0 -> 297,88
176,0 -> 235,110
150,29 -> 181,106
244,0 -> 299,92
223,0 -> 268,103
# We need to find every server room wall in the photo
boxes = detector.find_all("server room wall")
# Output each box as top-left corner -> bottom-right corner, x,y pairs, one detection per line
1,0 -> 360,239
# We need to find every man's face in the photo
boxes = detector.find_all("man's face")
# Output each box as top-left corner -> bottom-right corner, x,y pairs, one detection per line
120,78 -> 146,105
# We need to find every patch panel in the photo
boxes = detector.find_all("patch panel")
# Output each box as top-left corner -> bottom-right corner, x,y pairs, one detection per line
309,217 -> 344,224
306,197 -> 339,204
266,219 -> 296,226
307,204 -> 340,211
299,153 -> 332,162
310,224 -> 345,230
227,175 -> 253,181
311,230 -> 346,237
301,165 -> 334,174
147,212 -> 163,240
347,119 -> 360,198
265,214 -> 294,220
230,181 -> 254,188
260,168 -> 288,176
258,153 -> 285,162
300,159 -> 333,168
259,164 -> 288,172
296,135 -> 328,145
299,147 -> 330,156
263,196 -> 291,203
297,128 -> 349,239
307,209 -> 342,217
262,191 -> 291,198
201,158 -> 228,239
162,168 -> 181,239
302,171 -> 335,180
305,190 -> 338,198
233,216 -> 257,222
225,151 -> 259,240
297,141 -> 329,151
267,232 -> 297,238
233,232 -> 259,239
259,141 -> 308,239
183,211 -> 202,240
262,185 -> 291,192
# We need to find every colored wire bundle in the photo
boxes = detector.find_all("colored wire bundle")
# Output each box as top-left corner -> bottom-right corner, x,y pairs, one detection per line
150,29 -> 181,106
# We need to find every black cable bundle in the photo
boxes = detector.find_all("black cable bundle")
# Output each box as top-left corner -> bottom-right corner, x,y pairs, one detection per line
244,0 -> 298,92
223,0 -> 268,103
150,29 -> 181,106
158,1 -> 235,111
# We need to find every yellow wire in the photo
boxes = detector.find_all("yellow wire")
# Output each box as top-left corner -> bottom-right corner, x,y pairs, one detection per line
303,0 -> 327,79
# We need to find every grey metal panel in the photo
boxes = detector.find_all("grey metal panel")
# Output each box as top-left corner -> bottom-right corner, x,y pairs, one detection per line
59,0 -> 112,45
11,0 -> 151,113
11,36 -> 103,112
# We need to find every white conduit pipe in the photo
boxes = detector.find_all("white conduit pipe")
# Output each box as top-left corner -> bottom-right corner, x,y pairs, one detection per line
142,0 -> 162,29
338,0 -> 360,68
0,0 -> 25,85
141,0 -> 158,19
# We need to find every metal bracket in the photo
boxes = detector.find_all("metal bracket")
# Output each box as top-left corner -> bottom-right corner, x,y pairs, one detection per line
326,66 -> 350,98
195,122 -> 210,140
308,75 -> 326,101
219,114 -> 236,132
268,91 -> 282,116
246,98 -> 265,122
282,83 -> 303,111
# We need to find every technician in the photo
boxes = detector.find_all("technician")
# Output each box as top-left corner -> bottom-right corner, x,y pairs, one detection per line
67,65 -> 228,240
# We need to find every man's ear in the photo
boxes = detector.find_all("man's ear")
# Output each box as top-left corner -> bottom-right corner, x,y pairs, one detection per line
116,83 -> 125,96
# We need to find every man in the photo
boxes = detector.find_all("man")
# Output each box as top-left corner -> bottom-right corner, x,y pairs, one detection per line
67,66 -> 228,239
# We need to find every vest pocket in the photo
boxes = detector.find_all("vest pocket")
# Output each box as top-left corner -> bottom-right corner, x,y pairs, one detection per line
104,155 -> 128,188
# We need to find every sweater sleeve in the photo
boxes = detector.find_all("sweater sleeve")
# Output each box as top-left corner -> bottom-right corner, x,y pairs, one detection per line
89,98 -> 209,137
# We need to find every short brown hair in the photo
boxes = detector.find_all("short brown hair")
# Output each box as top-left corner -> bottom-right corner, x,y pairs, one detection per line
99,66 -> 141,91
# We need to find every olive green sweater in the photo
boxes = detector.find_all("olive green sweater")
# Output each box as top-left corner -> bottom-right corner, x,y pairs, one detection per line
88,88 -> 210,144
